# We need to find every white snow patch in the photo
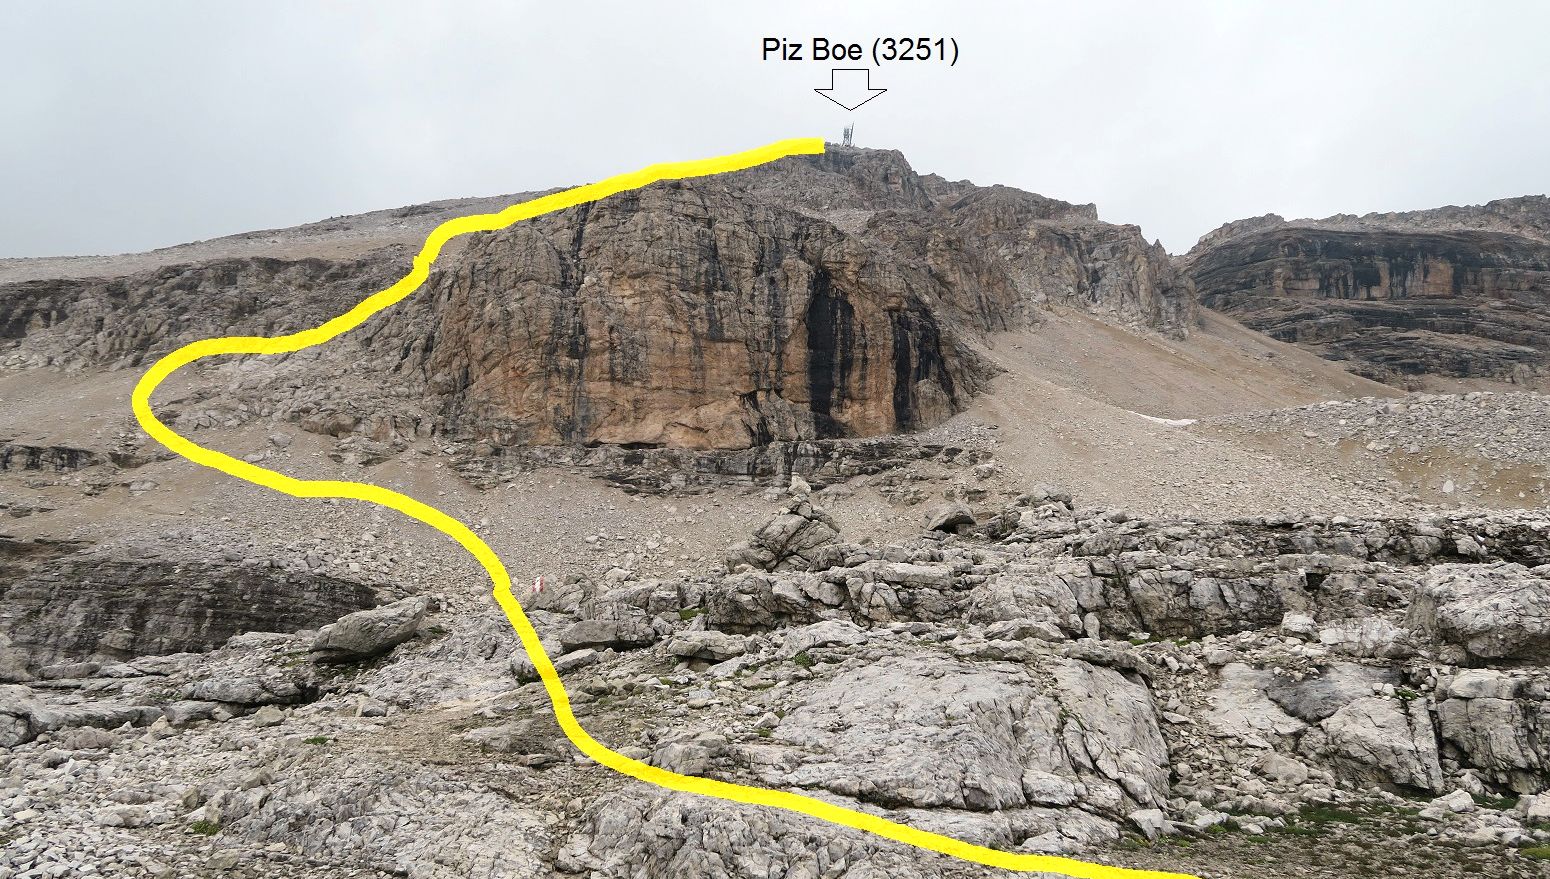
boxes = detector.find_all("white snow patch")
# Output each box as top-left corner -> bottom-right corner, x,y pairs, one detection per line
1136,413 -> 1197,427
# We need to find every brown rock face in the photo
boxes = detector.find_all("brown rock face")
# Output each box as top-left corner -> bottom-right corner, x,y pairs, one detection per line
401,182 -> 983,449
0,147 -> 1194,450
379,149 -> 1192,449
1186,197 -> 1550,388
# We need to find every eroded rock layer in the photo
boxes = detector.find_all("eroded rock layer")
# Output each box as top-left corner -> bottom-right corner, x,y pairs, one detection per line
1186,198 -> 1550,388
0,538 -> 379,671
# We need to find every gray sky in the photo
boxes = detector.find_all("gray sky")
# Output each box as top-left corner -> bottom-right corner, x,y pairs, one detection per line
5,0 -> 1547,258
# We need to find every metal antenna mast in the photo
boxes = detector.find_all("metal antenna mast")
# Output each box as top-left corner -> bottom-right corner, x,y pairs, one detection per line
842,123 -> 854,147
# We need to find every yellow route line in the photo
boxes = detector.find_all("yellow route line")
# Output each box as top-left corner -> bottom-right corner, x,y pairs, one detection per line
131,137 -> 1197,879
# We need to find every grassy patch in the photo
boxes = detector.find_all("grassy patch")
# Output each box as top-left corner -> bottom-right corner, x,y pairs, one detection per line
1294,805 -> 1365,825
756,727 -> 772,738
303,736 -> 330,746
189,820 -> 221,836
1266,804 -> 1365,838
792,652 -> 815,669
677,607 -> 703,621
1521,845 -> 1550,861
1115,836 -> 1150,851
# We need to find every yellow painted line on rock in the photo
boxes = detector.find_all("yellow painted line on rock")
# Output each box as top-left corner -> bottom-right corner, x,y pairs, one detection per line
131,137 -> 1197,879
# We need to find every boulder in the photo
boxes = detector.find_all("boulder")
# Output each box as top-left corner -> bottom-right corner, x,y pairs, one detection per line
779,620 -> 869,658
666,630 -> 747,662
310,596 -> 430,662
188,670 -> 312,706
1436,671 -> 1548,794
1408,563 -> 1550,661
558,615 -> 658,652
250,705 -> 285,727
1321,696 -> 1444,793
701,572 -> 833,633
724,501 -> 840,573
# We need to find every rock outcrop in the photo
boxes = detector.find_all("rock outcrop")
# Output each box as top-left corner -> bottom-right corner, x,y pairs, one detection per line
1185,197 -> 1550,388
723,499 -> 841,572
6,496 -> 1550,876
0,538 -> 379,671
1409,563 -> 1550,662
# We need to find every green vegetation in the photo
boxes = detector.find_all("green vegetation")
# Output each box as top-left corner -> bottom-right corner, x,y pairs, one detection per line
1522,845 -> 1550,861
677,607 -> 703,621
792,651 -> 815,668
189,820 -> 221,836
303,735 -> 330,745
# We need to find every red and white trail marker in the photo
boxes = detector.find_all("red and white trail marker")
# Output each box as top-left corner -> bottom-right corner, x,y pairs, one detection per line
532,575 -> 544,594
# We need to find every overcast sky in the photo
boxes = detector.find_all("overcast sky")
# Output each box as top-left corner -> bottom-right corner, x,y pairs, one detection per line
5,1 -> 1547,258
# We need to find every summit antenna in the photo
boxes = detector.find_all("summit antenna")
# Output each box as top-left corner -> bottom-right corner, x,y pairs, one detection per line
842,123 -> 854,147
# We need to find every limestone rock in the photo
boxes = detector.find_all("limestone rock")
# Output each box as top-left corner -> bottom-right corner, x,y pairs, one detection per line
558,616 -> 657,652
1320,696 -> 1444,793
665,630 -> 747,662
761,652 -> 1166,817
724,501 -> 840,572
1266,662 -> 1399,723
310,596 -> 430,662
0,538 -> 377,670
1436,670 -> 1549,794
779,620 -> 868,658
2,149 -> 1196,452
1187,199 -> 1550,387
1408,562 -> 1550,661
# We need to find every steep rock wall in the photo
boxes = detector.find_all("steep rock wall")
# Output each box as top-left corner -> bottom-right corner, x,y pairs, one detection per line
1186,200 -> 1550,387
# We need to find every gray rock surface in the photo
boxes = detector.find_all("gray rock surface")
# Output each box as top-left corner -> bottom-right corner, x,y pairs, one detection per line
724,500 -> 841,572
1410,563 -> 1550,661
310,596 -> 431,662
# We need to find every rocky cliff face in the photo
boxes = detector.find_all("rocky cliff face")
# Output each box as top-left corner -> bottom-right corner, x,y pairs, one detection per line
0,147 -> 1193,451
387,179 -> 987,449
1186,197 -> 1550,388
0,537 -> 381,673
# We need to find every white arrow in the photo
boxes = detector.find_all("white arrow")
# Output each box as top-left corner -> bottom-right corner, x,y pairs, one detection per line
815,68 -> 886,111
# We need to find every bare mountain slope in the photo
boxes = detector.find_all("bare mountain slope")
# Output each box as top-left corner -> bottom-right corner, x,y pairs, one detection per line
1,147 -> 1192,451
